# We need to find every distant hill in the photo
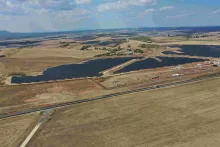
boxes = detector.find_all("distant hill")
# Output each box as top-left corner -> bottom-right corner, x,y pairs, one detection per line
0,30 -> 11,35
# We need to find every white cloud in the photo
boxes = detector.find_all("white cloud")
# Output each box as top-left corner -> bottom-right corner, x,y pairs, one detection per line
166,13 -> 193,19
142,5 -> 174,15
2,0 -> 76,12
50,8 -> 90,25
210,9 -> 220,15
97,0 -> 156,12
4,0 -> 14,7
53,8 -> 90,17
0,0 -> 91,19
20,0 -> 65,6
145,8 -> 156,14
0,0 -> 28,15
75,0 -> 92,4
159,6 -> 175,11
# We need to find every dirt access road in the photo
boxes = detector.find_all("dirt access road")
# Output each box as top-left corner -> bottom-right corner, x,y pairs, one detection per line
19,109 -> 54,147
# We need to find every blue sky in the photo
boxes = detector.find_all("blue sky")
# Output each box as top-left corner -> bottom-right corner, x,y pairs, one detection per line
0,0 -> 219,32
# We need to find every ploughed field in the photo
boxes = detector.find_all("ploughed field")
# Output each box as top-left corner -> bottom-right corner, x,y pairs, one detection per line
29,77 -> 220,147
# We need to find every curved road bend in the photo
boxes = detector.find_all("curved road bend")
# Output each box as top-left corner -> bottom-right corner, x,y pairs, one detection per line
1,73 -> 220,120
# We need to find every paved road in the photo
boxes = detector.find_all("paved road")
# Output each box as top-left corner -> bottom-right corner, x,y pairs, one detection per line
1,73 -> 220,120
19,109 -> 53,147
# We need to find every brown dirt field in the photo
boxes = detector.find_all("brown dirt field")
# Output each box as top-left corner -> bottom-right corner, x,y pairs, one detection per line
101,62 -> 216,89
0,57 -> 81,76
0,112 -> 39,147
7,46 -> 106,59
151,36 -> 220,45
29,77 -> 220,147
0,79 -> 106,115
101,68 -> 175,88
161,40 -> 220,45
119,40 -> 167,57
120,40 -> 143,48
190,32 -> 220,41
95,37 -> 112,41
152,36 -> 188,43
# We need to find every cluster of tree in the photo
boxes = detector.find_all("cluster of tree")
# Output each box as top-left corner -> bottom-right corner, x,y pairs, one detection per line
80,45 -> 91,50
59,42 -> 70,48
95,52 -> 115,57
185,33 -> 193,40
95,50 -> 124,57
94,46 -> 123,52
94,47 -> 107,50
60,41 -> 67,44
134,49 -> 144,53
140,44 -> 159,48
131,36 -> 153,43
111,46 -> 123,52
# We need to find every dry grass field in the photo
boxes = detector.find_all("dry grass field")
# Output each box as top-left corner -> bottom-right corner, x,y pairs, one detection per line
152,36 -> 220,45
2,39 -> 107,59
8,47 -> 106,59
152,36 -> 188,43
0,79 -> 107,115
0,40 -> 108,83
0,112 -> 39,147
119,40 -> 166,57
2,37 -> 217,83
101,61 -> 217,89
161,40 -> 220,45
0,57 -> 82,85
0,57 -> 81,75
29,77 -> 220,147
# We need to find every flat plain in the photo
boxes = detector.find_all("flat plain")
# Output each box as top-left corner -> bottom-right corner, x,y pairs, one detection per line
29,77 -> 220,147
0,79 -> 106,115
0,112 -> 39,147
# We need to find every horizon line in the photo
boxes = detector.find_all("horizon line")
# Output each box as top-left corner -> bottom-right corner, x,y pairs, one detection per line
1,25 -> 220,34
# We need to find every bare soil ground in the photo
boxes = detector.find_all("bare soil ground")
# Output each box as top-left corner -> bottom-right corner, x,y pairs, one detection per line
191,32 -> 220,41
152,36 -> 188,43
95,37 -> 112,41
0,79 -> 108,115
2,37 -> 217,83
152,36 -> 220,45
0,57 -> 82,85
0,57 -> 81,75
0,112 -> 39,147
101,62 -> 217,88
119,40 -> 167,57
29,77 -> 220,147
0,39 -> 108,83
1,36 -> 220,115
161,40 -> 220,45
6,46 -> 106,59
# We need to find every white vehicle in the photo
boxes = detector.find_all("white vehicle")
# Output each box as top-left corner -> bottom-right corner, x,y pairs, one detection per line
172,73 -> 184,77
